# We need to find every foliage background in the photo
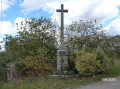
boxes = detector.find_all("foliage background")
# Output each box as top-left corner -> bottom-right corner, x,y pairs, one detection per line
0,18 -> 120,81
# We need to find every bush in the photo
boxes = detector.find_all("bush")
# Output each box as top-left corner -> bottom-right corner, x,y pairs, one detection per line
15,61 -> 24,75
0,52 -> 13,81
67,50 -> 78,74
75,47 -> 109,76
15,56 -> 52,76
0,67 -> 6,81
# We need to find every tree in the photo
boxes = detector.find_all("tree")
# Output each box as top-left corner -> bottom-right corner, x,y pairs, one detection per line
65,19 -> 120,67
65,19 -> 103,51
4,17 -> 58,60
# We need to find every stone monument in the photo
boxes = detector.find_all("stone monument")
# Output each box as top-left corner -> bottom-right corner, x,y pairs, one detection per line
7,62 -> 17,82
56,4 -> 68,72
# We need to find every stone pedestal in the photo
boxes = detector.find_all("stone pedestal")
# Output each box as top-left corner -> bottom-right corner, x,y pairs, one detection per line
57,43 -> 68,72
57,50 -> 68,72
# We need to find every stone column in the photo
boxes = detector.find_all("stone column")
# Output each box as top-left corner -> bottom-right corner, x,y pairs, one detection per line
56,4 -> 68,73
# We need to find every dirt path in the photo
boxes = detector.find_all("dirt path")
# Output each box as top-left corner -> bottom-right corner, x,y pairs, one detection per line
75,76 -> 120,89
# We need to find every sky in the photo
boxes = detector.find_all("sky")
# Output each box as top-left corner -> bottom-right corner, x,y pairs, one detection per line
0,0 -> 120,50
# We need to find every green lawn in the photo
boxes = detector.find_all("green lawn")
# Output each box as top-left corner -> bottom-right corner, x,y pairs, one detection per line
0,60 -> 120,89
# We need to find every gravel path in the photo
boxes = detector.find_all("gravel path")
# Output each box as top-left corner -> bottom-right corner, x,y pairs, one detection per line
75,76 -> 120,89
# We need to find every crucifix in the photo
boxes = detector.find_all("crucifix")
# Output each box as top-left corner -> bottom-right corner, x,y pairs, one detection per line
56,4 -> 68,72
56,4 -> 68,47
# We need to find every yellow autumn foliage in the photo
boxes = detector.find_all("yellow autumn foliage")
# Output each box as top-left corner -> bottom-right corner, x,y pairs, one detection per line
75,48 -> 109,76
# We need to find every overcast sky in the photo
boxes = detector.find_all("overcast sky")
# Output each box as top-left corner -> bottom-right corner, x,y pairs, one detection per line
0,0 -> 120,50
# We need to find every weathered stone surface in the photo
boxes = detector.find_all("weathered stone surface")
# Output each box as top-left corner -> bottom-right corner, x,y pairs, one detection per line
56,4 -> 69,73
7,62 -> 17,82
47,74 -> 80,79
47,75 -> 61,78
57,50 -> 68,72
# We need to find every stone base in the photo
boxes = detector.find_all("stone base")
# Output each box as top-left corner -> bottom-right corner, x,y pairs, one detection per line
57,50 -> 68,72
47,74 -> 80,79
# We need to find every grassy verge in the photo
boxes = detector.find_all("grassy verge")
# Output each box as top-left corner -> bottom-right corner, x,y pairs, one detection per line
92,59 -> 120,82
0,60 -> 120,89
0,77 -> 93,89
104,60 -> 120,76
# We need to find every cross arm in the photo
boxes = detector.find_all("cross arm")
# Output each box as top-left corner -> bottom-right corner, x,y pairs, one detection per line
63,10 -> 68,12
56,9 -> 61,12
56,9 -> 68,12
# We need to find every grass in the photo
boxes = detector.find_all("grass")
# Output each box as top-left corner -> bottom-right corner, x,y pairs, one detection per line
0,60 -> 120,89
92,59 -> 120,82
0,77 -> 93,89
104,60 -> 120,76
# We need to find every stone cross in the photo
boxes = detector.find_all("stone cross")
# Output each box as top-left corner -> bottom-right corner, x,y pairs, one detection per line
56,4 -> 68,72
56,4 -> 68,44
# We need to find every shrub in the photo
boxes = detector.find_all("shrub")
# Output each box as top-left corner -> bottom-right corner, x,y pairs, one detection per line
67,50 -> 78,74
75,47 -> 109,76
15,56 -> 52,76
0,67 -> 6,81
0,52 -> 13,81
15,61 -> 24,75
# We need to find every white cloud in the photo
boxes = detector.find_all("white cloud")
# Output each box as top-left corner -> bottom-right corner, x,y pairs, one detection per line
14,17 -> 30,31
0,17 -> 29,35
0,21 -> 16,35
0,38 -> 5,52
0,0 -> 15,14
0,17 -> 30,51
20,0 -> 120,25
104,18 -> 120,36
